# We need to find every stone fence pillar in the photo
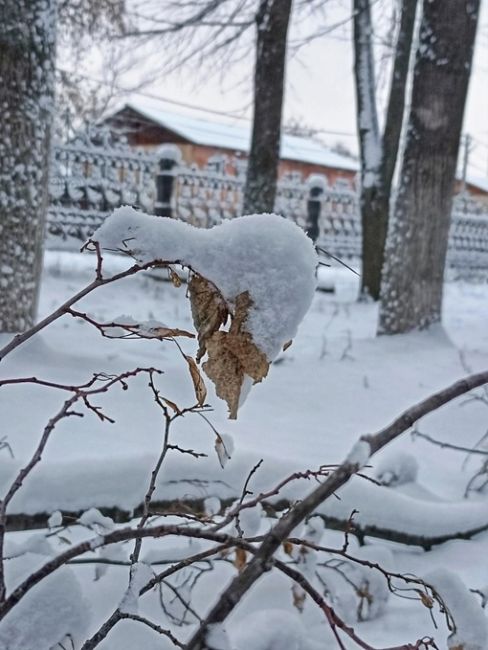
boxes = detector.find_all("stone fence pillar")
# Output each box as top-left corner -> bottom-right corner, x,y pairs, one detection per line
155,145 -> 182,217
306,174 -> 328,243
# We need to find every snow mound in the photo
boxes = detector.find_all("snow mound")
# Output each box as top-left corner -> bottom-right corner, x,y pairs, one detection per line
375,451 -> 419,486
232,609 -> 310,650
0,551 -> 90,650
91,207 -> 317,360
426,568 -> 488,650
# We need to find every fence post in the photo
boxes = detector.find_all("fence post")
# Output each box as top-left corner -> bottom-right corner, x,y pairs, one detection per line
306,174 -> 327,243
155,145 -> 182,217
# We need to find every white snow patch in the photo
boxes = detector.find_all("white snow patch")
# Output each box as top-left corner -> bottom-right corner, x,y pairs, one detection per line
426,568 -> 488,650
78,508 -> 114,531
236,503 -> 263,537
204,496 -> 221,517
0,552 -> 90,650
91,207 -> 318,360
215,433 -> 234,469
118,562 -> 153,615
232,609 -> 309,650
346,440 -> 371,467
206,622 -> 232,650
47,510 -> 63,528
375,451 -> 419,486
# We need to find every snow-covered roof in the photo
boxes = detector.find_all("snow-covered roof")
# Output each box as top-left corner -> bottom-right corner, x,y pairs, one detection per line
113,101 -> 488,195
465,173 -> 488,194
120,101 -> 359,172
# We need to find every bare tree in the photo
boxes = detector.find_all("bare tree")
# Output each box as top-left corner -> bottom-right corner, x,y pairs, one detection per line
56,0 -> 129,124
117,0 -> 293,215
353,0 -> 418,301
0,0 -> 129,334
379,0 -> 481,334
0,0 -> 57,333
242,0 -> 293,214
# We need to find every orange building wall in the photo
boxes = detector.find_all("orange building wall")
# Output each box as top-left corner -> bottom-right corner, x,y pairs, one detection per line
166,143 -> 358,186
113,111 -> 486,200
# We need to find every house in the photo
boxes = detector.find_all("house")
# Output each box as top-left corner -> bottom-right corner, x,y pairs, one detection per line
106,101 -> 359,188
105,100 -> 488,204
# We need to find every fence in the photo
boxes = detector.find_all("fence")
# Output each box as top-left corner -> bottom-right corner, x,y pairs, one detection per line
47,123 -> 158,246
46,127 -> 488,277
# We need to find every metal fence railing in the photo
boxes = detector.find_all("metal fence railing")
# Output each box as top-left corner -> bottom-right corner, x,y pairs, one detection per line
46,131 -> 488,278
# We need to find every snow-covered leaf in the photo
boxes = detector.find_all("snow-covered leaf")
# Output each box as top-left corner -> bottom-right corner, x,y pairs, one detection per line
215,434 -> 234,469
78,508 -> 114,531
189,273 -> 228,362
203,291 -> 269,419
47,510 -> 62,529
185,354 -> 207,406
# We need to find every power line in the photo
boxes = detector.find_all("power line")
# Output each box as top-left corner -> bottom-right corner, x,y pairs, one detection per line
469,160 -> 488,175
56,67 -> 357,139
471,135 -> 488,149
57,68 -> 250,120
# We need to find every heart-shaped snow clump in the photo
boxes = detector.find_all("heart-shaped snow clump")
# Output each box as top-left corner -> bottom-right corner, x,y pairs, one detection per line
91,206 -> 317,417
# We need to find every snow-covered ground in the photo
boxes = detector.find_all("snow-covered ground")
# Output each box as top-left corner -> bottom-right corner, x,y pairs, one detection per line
1,247 -> 488,649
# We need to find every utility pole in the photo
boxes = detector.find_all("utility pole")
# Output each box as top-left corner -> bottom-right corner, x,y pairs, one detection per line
461,133 -> 472,193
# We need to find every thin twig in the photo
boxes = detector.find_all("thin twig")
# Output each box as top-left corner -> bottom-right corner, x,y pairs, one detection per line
185,368 -> 488,649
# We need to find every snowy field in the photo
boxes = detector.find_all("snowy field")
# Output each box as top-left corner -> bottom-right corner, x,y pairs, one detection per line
1,243 -> 488,649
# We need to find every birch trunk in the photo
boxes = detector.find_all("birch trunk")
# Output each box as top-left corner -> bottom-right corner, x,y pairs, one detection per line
242,0 -> 292,215
354,0 -> 418,301
0,0 -> 56,333
379,0 -> 480,334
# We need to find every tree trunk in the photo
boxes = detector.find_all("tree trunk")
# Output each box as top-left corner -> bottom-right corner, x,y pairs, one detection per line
378,0 -> 480,335
0,0 -> 56,333
355,0 -> 418,301
242,0 -> 292,215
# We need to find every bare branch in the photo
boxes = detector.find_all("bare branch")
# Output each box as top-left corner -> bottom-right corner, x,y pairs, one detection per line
185,367 -> 488,648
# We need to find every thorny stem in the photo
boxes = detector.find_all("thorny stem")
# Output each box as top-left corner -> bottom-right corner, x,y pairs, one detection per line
275,560 -> 437,650
412,428 -> 488,456
80,543 -> 232,650
0,526 -> 253,628
130,373 -> 174,564
289,537 -> 453,628
184,368 -> 488,649
0,367 -> 159,603
0,242 -> 173,364
1,241 -> 486,647
210,464 -> 335,533
118,613 -> 184,648
80,527 -> 438,650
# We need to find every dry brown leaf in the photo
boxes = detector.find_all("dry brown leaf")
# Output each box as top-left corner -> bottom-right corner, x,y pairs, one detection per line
169,268 -> 182,287
188,274 -> 228,362
282,339 -> 293,352
419,592 -> 434,609
202,291 -> 270,419
204,332 -> 242,419
185,355 -> 207,406
282,541 -> 294,557
162,398 -> 182,415
148,326 -> 195,339
188,278 -> 269,419
234,547 -> 247,572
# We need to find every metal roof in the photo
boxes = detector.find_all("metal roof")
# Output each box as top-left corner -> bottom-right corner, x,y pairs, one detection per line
121,100 -> 359,172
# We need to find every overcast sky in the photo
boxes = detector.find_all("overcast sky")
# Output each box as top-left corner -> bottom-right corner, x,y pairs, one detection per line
116,0 -> 488,179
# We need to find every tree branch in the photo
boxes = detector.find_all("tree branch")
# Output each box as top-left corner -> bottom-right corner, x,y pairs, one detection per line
185,367 -> 488,648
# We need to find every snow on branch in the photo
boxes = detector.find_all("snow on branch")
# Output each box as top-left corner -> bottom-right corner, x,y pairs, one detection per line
185,367 -> 488,648
91,207 -> 317,417
426,569 -> 488,650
